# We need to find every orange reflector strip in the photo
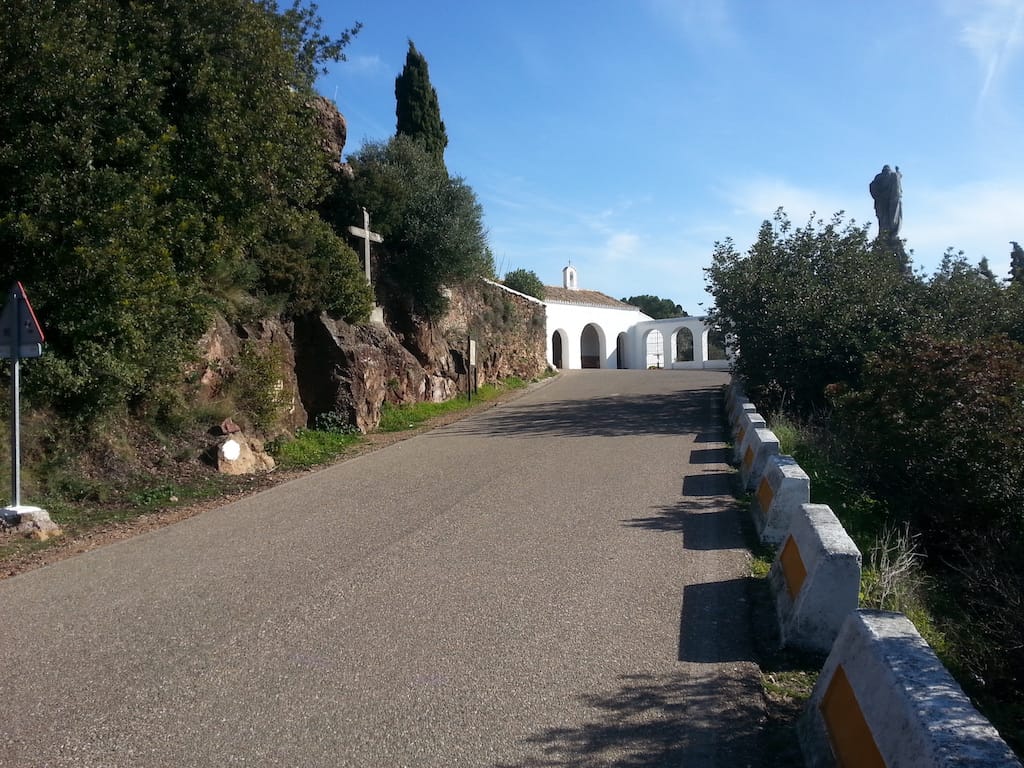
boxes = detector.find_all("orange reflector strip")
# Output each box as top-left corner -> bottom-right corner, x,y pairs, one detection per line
756,477 -> 774,518
780,535 -> 807,599
742,445 -> 754,472
820,665 -> 886,768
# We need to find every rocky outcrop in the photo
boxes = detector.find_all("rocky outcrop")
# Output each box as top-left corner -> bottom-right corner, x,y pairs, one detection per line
193,280 -> 547,447
195,315 -> 307,434
440,282 -> 547,384
308,95 -> 347,172
291,314 -> 428,433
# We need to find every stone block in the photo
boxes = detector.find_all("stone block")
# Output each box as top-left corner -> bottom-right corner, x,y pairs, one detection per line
753,455 -> 811,544
739,426 -> 779,490
769,503 -> 860,653
799,610 -> 1023,768
733,411 -> 766,464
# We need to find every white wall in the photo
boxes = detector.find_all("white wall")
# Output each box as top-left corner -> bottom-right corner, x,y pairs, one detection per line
545,301 -> 650,369
633,317 -> 732,370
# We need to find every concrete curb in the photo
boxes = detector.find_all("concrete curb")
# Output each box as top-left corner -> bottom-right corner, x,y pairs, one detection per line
752,454 -> 810,544
799,610 -> 1023,768
768,503 -> 860,653
739,427 -> 779,490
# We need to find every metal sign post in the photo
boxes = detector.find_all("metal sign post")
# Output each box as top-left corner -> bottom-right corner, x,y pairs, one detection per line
1,282 -> 44,510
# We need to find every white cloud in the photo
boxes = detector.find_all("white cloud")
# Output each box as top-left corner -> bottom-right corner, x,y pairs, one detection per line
909,179 -> 1024,272
946,0 -> 1024,105
603,232 -> 641,262
345,54 -> 383,74
718,177 -> 858,224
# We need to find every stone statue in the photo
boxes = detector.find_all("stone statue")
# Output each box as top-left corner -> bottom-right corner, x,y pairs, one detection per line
869,164 -> 903,240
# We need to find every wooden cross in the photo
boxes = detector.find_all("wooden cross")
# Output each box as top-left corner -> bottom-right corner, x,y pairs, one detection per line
347,207 -> 383,285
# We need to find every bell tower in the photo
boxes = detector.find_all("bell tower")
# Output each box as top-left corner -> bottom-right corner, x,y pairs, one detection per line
562,263 -> 579,291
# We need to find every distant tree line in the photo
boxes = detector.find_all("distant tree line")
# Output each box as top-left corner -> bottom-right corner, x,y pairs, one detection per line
620,295 -> 686,319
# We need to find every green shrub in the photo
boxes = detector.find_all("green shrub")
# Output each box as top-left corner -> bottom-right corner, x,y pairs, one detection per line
835,333 -> 1024,712
225,342 -> 285,432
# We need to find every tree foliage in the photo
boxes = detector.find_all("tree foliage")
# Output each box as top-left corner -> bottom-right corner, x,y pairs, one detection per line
1010,241 -> 1024,285
621,295 -> 685,319
329,136 -> 493,320
0,0 -> 368,416
394,40 -> 448,164
503,269 -> 545,300
708,207 -> 1024,721
705,210 -> 915,413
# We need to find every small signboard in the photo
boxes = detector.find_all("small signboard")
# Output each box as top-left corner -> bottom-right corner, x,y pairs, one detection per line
0,282 -> 45,359
469,339 -> 477,367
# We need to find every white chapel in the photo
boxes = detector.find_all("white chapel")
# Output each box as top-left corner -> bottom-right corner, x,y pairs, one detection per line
492,265 -> 731,371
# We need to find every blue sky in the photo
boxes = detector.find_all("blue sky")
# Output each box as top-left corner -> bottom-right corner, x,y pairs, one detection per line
316,1 -> 1024,315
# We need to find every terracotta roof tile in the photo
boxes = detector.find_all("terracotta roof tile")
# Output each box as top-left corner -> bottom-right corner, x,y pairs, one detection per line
543,286 -> 636,309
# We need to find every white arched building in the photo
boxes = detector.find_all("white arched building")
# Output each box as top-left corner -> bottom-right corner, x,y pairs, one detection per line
541,265 -> 730,371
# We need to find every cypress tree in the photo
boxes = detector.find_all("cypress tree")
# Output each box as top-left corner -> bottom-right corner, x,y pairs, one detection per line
395,40 -> 448,163
1010,241 -> 1024,285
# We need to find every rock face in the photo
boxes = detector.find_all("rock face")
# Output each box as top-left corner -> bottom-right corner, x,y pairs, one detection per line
308,95 -> 347,172
196,315 -> 308,434
292,314 -> 427,433
194,280 -> 547,448
440,282 -> 548,384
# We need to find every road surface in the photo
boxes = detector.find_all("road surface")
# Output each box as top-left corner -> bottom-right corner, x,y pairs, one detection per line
0,370 -> 764,767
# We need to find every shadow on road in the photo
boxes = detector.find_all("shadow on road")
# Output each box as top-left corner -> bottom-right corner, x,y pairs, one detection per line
493,671 -> 763,768
678,579 -> 756,663
434,388 -> 725,439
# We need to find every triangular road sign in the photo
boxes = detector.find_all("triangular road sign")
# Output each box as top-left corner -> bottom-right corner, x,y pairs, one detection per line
0,281 -> 45,359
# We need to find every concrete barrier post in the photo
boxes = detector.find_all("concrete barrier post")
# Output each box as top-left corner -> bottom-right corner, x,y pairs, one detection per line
769,503 -> 860,652
739,427 -> 779,490
752,455 -> 810,544
734,411 -> 766,464
799,610 -> 1023,768
731,400 -> 757,437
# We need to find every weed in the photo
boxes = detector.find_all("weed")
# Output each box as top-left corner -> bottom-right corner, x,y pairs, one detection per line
268,429 -> 362,468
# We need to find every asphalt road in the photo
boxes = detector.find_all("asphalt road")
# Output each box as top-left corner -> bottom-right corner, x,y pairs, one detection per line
0,370 -> 764,767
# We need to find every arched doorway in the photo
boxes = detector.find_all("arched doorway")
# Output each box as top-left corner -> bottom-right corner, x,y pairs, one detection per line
675,328 -> 694,362
616,332 -> 627,369
551,331 -> 564,369
645,329 -> 664,368
581,324 -> 602,368
707,329 -> 728,361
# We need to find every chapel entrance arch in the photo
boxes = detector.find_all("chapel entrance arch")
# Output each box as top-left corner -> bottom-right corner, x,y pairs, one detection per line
616,333 -> 627,369
551,330 -> 565,369
581,324 -> 603,369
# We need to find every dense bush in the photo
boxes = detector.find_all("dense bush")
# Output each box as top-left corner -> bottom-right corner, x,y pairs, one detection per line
0,0 -> 365,418
708,210 -> 1024,747
835,334 -> 1024,705
705,210 -> 916,414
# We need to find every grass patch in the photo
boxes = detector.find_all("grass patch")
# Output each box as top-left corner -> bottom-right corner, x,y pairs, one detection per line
377,377 -> 527,433
270,429 -> 362,468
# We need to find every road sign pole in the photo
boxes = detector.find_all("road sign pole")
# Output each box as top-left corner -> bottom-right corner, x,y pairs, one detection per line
10,292 -> 22,508
10,353 -> 20,508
